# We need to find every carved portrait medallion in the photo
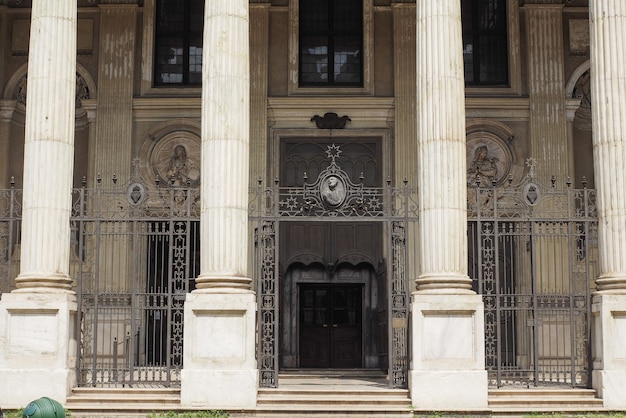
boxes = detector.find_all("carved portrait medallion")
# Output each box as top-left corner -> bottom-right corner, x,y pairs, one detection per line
151,135 -> 201,187
320,175 -> 347,207
466,134 -> 512,187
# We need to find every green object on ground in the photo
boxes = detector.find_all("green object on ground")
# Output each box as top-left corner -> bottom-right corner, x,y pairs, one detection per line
22,398 -> 64,418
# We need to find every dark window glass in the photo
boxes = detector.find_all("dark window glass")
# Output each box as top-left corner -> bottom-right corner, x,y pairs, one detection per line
155,0 -> 204,86
462,0 -> 508,86
299,0 -> 363,87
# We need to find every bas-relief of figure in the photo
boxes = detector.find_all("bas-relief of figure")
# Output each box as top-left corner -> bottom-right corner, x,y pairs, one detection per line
321,175 -> 346,207
162,144 -> 200,187
467,145 -> 499,186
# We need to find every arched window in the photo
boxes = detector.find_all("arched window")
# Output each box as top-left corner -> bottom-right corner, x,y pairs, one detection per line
154,0 -> 204,86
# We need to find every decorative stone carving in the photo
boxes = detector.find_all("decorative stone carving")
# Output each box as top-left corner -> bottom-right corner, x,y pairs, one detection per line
15,73 -> 91,106
311,112 -> 351,129
320,175 -> 347,207
150,135 -> 201,187
573,69 -> 592,131
466,136 -> 512,187
522,182 -> 541,206
126,182 -> 146,205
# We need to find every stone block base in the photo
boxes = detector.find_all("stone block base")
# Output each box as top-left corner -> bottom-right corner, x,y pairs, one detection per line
0,369 -> 73,408
0,293 -> 77,408
180,291 -> 258,409
592,294 -> 626,409
410,293 -> 488,410
593,370 -> 626,409
181,369 -> 258,408
410,370 -> 488,410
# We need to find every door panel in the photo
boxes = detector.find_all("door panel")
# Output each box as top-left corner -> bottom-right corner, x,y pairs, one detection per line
330,286 -> 362,367
299,284 -> 362,368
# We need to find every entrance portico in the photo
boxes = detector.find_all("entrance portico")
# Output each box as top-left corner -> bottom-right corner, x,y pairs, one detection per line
2,0 -> 626,412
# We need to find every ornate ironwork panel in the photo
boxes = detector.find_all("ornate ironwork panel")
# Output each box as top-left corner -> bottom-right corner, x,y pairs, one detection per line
71,163 -> 200,387
0,185 -> 22,296
468,167 -> 596,388
250,144 -> 418,388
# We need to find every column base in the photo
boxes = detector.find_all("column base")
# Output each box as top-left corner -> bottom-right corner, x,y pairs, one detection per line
180,291 -> 258,408
0,293 -> 77,408
410,370 -> 488,410
410,293 -> 488,410
591,294 -> 626,409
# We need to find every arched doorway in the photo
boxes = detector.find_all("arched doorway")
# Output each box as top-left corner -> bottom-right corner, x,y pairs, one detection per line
253,140 -> 416,388
281,259 -> 383,370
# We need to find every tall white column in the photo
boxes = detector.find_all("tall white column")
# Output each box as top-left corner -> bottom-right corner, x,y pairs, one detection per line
196,0 -> 251,291
181,0 -> 257,408
410,0 -> 487,409
0,0 -> 78,407
15,0 -> 77,292
415,0 -> 472,294
589,0 -> 626,408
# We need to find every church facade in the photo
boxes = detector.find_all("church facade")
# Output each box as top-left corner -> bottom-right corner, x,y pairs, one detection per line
2,0 -> 626,411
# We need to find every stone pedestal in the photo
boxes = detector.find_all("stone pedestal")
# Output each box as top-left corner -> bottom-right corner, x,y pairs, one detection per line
410,294 -> 487,410
181,292 -> 258,408
0,293 -> 77,408
592,294 -> 626,409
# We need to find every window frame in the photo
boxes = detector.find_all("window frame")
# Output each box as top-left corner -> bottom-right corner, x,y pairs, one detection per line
289,0 -> 374,96
464,0 -> 521,95
152,0 -> 204,87
141,0 -> 202,96
298,0 -> 364,88
462,0 -> 509,86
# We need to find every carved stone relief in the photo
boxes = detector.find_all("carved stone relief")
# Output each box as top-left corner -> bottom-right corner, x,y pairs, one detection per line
15,73 -> 91,107
573,69 -> 592,131
466,134 -> 512,187
150,134 -> 201,187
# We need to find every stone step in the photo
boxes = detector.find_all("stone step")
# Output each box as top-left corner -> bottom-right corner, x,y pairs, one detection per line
66,388 -> 181,413
488,387 -> 605,413
279,369 -> 388,378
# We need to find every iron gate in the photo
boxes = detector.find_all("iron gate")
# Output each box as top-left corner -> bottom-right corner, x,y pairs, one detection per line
250,144 -> 418,388
72,173 -> 200,387
0,183 -> 21,295
468,172 -> 596,387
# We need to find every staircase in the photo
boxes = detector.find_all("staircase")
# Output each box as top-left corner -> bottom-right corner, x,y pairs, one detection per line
254,370 -> 413,417
489,387 -> 606,416
65,375 -> 611,418
66,387 -> 180,416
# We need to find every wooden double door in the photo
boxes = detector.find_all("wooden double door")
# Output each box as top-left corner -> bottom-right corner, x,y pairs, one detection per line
299,284 -> 363,368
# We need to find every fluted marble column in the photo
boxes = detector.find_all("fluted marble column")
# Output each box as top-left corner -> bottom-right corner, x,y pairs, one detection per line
590,1 -> 626,294
15,0 -> 77,292
415,0 -> 472,293
182,0 -> 257,408
589,2 -> 626,408
196,0 -> 251,291
0,1 -> 78,407
410,1 -> 487,409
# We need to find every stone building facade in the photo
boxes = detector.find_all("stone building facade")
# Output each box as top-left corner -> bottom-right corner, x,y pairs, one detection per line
1,0 -> 626,411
